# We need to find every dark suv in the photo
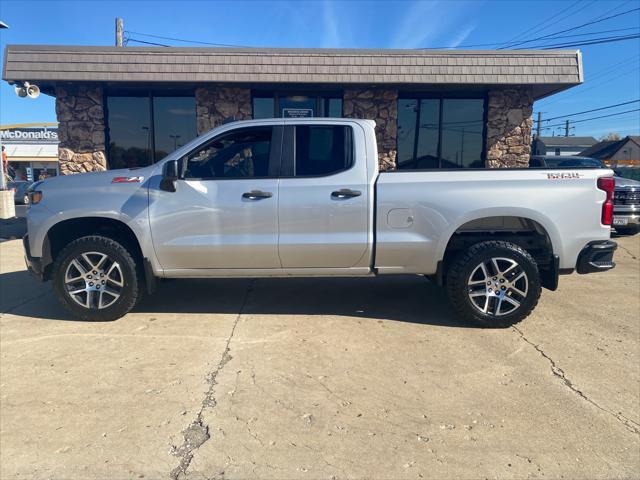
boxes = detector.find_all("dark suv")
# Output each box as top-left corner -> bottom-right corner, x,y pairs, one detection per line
612,176 -> 640,235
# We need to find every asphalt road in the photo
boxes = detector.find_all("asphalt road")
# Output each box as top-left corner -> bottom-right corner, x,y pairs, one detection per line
0,236 -> 638,479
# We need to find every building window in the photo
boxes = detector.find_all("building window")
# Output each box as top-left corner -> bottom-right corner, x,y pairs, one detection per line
252,93 -> 342,119
107,94 -> 196,169
398,97 -> 485,169
555,148 -> 561,156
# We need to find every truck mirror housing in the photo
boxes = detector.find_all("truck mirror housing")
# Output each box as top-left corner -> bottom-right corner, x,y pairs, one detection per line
160,160 -> 179,192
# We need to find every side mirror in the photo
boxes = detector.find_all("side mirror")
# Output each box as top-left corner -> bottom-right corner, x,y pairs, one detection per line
160,160 -> 179,192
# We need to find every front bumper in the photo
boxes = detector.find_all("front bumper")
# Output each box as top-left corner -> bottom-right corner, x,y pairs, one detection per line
576,240 -> 617,274
23,235 -> 46,281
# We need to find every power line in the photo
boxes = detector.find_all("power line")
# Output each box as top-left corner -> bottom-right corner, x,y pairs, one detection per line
125,30 -> 252,48
541,61 -> 640,107
535,100 -> 640,123
529,33 -> 640,49
424,27 -> 639,50
504,0 -> 595,48
540,108 -> 640,129
125,37 -> 170,47
497,7 -> 640,49
503,0 -> 580,45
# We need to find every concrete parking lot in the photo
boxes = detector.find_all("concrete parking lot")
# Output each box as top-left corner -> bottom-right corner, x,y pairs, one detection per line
1,236 -> 638,479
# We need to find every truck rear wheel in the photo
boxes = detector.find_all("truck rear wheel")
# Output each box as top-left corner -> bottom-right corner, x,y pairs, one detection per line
446,240 -> 541,328
52,235 -> 141,321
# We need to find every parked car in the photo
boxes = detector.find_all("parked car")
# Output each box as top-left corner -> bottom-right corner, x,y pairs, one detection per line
612,176 -> 640,235
7,181 -> 33,204
530,155 -> 638,235
529,155 -> 607,169
23,119 -> 617,327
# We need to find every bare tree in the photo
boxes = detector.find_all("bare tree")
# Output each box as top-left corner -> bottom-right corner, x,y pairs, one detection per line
599,132 -> 621,141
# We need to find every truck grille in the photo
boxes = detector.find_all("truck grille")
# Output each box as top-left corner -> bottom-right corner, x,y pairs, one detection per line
614,190 -> 640,206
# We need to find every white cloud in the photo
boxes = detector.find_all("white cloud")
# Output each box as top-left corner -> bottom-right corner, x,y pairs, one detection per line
446,24 -> 476,48
390,0 -> 477,49
322,0 -> 341,48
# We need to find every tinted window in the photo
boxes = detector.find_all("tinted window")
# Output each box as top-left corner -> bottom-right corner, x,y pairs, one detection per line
183,127 -> 273,179
107,96 -> 152,169
323,98 -> 343,117
253,97 -> 275,119
153,97 -> 197,159
398,97 -> 485,169
252,93 -> 343,119
397,99 -> 418,169
107,95 -> 197,169
294,125 -> 352,176
416,99 -> 440,169
440,99 -> 484,168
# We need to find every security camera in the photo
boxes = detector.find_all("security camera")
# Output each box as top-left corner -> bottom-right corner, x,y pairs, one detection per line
14,84 -> 26,97
14,81 -> 40,99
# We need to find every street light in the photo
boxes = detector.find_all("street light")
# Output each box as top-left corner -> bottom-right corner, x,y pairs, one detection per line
169,134 -> 181,151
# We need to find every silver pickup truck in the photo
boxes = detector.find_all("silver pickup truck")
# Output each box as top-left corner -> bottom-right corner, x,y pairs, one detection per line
24,118 -> 617,327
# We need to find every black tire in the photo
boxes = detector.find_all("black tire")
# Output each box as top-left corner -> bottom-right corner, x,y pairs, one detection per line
615,225 -> 639,235
52,235 -> 141,321
446,240 -> 541,328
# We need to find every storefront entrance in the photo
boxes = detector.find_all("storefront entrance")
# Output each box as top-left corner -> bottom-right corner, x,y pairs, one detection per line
253,92 -> 343,119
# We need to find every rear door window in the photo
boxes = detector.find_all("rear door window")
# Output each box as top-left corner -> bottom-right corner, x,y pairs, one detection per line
290,125 -> 353,177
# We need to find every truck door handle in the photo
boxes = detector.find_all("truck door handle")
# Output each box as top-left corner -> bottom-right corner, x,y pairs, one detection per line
242,190 -> 273,200
331,189 -> 361,199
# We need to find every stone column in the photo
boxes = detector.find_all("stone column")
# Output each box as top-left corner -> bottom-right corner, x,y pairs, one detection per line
486,88 -> 534,168
195,87 -> 252,135
56,86 -> 107,174
343,89 -> 398,171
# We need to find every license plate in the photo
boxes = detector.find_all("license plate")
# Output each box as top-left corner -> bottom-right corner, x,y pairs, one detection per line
613,217 -> 628,226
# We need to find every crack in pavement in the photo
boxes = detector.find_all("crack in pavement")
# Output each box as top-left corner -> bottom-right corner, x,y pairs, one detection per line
616,243 -> 638,260
170,280 -> 254,480
513,326 -> 640,436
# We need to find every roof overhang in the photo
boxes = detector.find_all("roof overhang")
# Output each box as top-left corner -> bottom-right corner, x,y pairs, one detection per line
3,45 -> 584,100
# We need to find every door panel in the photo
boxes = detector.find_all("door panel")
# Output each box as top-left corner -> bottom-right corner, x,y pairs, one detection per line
149,125 -> 282,270
278,124 -> 369,268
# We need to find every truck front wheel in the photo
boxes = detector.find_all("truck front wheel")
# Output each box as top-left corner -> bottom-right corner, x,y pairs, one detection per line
52,235 -> 141,321
446,240 -> 541,328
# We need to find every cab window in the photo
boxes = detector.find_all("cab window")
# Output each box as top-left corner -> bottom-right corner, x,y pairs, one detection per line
183,127 -> 273,179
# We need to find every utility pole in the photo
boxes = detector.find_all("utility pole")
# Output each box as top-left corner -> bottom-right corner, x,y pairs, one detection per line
565,120 -> 570,137
536,111 -> 542,139
116,18 -> 123,47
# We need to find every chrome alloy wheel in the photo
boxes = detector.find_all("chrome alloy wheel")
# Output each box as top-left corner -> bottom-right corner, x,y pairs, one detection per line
466,257 -> 529,316
64,252 -> 124,309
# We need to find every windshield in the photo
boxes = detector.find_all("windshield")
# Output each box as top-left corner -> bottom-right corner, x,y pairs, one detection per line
543,157 -> 605,168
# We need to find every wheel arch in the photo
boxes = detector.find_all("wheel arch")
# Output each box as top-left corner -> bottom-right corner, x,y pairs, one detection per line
435,210 -> 561,290
42,216 -> 148,282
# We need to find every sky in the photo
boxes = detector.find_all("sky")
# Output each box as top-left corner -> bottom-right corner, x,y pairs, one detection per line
0,0 -> 639,139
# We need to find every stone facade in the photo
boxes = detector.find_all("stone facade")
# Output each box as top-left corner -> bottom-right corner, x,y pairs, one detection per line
55,86 -> 107,174
195,87 -> 252,135
343,89 -> 398,171
486,88 -> 534,168
54,84 -> 535,174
